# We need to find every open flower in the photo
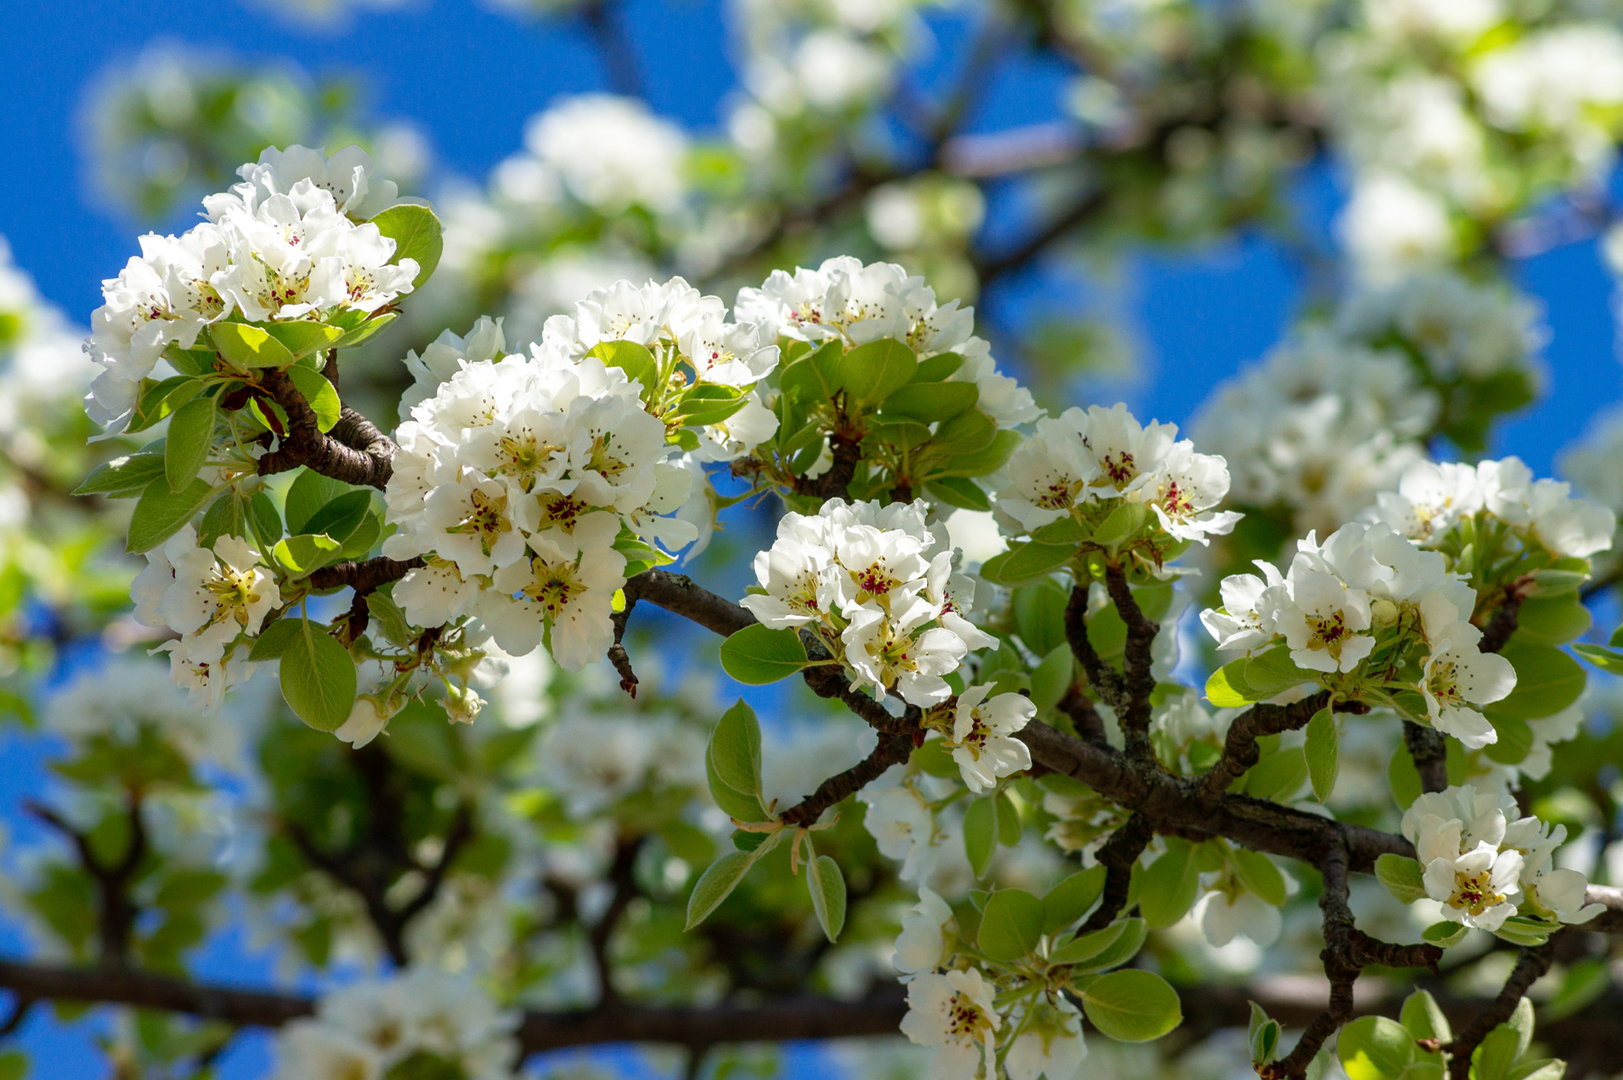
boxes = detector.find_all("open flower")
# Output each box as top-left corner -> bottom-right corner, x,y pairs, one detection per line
1261,559 -> 1375,674
899,968 -> 999,1080
945,686 -> 1035,793
1006,996 -> 1087,1080
893,887 -> 953,976
1420,622 -> 1516,749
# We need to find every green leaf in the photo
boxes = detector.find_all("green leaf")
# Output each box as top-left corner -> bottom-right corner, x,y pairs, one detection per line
1514,596 -> 1592,646
1475,1025 -> 1522,1080
1493,915 -> 1554,947
1092,502 -> 1147,547
1487,642 -> 1585,722
779,341 -> 842,402
1420,921 -> 1468,947
963,795 -> 997,879
163,396 -> 217,493
274,534 -> 343,578
211,322 -> 295,369
285,470 -> 353,535
686,829 -> 784,929
1030,644 -> 1074,713
806,853 -> 846,942
1080,969 -> 1182,1042
710,699 -> 763,797
586,340 -> 660,399
197,491 -> 248,547
1572,642 -> 1623,676
1338,1016 -> 1416,1080
685,850 -> 753,930
251,491 -> 283,542
1305,707 -> 1339,802
879,381 -> 978,422
978,888 -> 1044,963
1042,867 -> 1106,934
982,540 -> 1076,585
366,589 -> 412,647
127,375 -> 205,434
996,790 -> 1022,845
1389,745 -> 1424,810
705,751 -> 768,823
286,365 -> 341,433
265,321 -> 345,359
1505,995 -> 1534,1061
248,618 -> 303,661
1048,919 -> 1127,965
1074,916 -> 1147,972
1206,658 -> 1258,707
941,428 -> 1021,476
370,203 -> 443,287
1400,989 -> 1451,1044
719,624 -> 810,684
924,476 -> 991,511
74,452 -> 166,497
331,312 -> 396,350
127,476 -> 217,553
303,490 -> 372,544
1249,1001 -> 1281,1065
1483,714 -> 1533,765
929,407 -> 996,455
1231,849 -> 1286,907
836,338 -> 916,406
1244,646 -> 1315,696
280,623 -> 357,732
1244,746 -> 1307,802
911,353 -> 962,381
1375,853 -> 1427,904
1139,840 -> 1199,929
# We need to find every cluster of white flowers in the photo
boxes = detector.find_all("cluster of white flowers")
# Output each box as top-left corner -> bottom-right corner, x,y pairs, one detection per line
736,256 -> 1040,428
0,237 -> 99,446
85,144 -> 416,432
1336,269 -> 1545,384
1473,24 -> 1623,181
1192,329 -> 1436,536
46,656 -> 245,768
503,95 -> 689,215
741,497 -> 991,706
384,341 -> 676,670
1202,520 -> 1515,747
273,967 -> 518,1080
132,525 -> 280,710
1401,784 -> 1602,931
1364,456 -> 1617,560
895,891 -> 1086,1080
995,402 -> 1240,545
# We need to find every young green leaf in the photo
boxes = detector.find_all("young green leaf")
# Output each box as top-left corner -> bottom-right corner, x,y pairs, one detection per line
1374,853 -> 1427,905
1487,642 -> 1585,721
1072,916 -> 1147,972
924,476 -> 992,512
75,452 -> 166,497
1048,919 -> 1127,965
806,853 -> 846,942
685,828 -> 783,929
1305,707 -> 1339,802
285,470 -> 353,535
1248,1000 -> 1280,1064
302,490 -> 373,544
211,322 -> 295,369
836,338 -> 916,406
982,540 -> 1075,586
1420,921 -> 1468,947
366,590 -> 412,648
1091,502 -> 1147,547
586,340 -> 660,399
977,888 -> 1044,963
280,623 -> 357,733
1231,849 -> 1287,908
1042,866 -> 1106,934
705,751 -> 768,823
1205,658 -> 1258,708
370,203 -> 444,287
719,624 -> 809,684
963,795 -> 997,879
265,322 -> 345,359
1337,1016 -> 1416,1080
1029,644 -> 1075,713
1400,988 -> 1452,1045
286,365 -> 341,433
878,381 -> 978,422
163,394 -> 217,493
709,699 -> 763,797
248,618 -> 304,661
127,476 -> 217,553
274,534 -> 343,578
1079,969 -> 1182,1042
1139,841 -> 1200,929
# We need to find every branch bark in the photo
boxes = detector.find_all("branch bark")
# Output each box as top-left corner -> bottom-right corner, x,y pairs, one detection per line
255,369 -> 397,490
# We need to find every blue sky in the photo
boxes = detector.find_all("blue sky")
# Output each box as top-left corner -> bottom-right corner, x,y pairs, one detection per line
1,1 -> 1619,1077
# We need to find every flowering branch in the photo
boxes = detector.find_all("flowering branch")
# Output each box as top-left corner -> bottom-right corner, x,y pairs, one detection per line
1077,812 -> 1152,933
1204,692 -> 1332,795
778,729 -> 918,828
1443,943 -> 1555,1080
255,368 -> 398,490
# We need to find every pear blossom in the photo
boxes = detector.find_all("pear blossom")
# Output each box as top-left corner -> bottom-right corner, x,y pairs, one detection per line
1199,889 -> 1283,947
1420,622 -> 1516,748
844,597 -> 969,706
1199,561 -> 1286,653
861,782 -> 941,883
899,968 -> 999,1080
893,887 -> 953,976
136,527 -> 280,666
1420,835 -> 1523,931
478,538 -> 628,670
944,685 -> 1035,793
996,415 -> 1098,531
1005,997 -> 1087,1080
208,143 -> 401,221
1259,558 -> 1375,674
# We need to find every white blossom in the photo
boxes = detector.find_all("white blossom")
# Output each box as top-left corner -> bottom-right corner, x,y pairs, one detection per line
893,887 -> 953,976
1006,996 -> 1087,1080
898,968 -> 998,1080
945,686 -> 1035,793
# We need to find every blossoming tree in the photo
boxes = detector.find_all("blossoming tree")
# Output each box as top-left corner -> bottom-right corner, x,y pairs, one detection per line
10,1 -> 1623,1078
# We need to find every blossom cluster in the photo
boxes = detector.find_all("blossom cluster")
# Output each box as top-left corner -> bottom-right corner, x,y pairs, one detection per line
85,144 -> 416,432
384,342 -> 677,669
273,967 -> 519,1080
1202,520 -> 1516,748
895,892 -> 1086,1080
741,497 -> 991,706
1364,456 -> 1616,560
996,402 -> 1240,545
132,525 -> 280,710
1401,784 -> 1602,932
736,255 -> 1040,428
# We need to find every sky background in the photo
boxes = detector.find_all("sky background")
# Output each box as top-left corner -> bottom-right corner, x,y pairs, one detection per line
2,0 -> 1620,1077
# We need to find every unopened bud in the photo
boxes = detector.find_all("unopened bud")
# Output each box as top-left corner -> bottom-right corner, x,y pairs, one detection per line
1370,598 -> 1399,627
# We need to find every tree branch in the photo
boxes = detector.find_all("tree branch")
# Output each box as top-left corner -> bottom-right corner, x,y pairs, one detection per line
1102,565 -> 1158,761
1403,721 -> 1450,795
1078,812 -> 1151,933
25,797 -> 146,967
255,369 -> 397,490
1443,943 -> 1554,1080
1204,692 -> 1331,795
779,729 -> 917,827
1063,583 -> 1124,710
589,837 -> 644,1008
306,554 -> 424,595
